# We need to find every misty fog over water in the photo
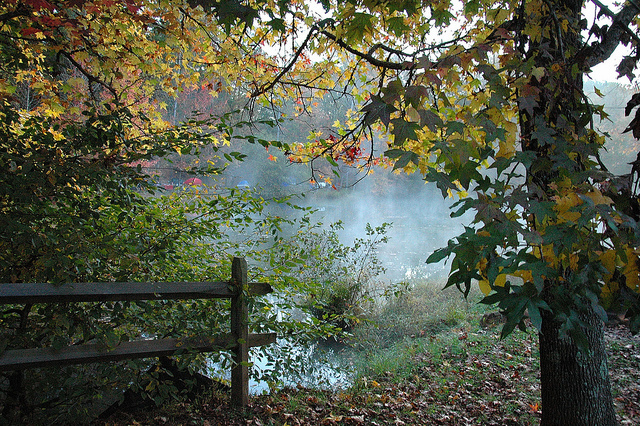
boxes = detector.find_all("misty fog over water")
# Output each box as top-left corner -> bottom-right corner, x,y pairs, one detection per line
297,175 -> 470,284
238,174 -> 472,394
223,141 -> 473,284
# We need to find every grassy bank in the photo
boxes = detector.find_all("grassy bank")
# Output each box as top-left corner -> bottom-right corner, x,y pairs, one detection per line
97,280 -> 640,425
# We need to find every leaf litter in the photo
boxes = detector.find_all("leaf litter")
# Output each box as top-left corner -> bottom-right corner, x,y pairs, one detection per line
96,321 -> 640,425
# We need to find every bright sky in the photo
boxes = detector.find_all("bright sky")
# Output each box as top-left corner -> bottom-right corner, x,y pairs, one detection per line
590,50 -> 634,83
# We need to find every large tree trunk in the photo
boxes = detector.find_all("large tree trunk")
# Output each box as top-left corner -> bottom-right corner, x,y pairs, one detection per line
539,307 -> 617,425
519,0 -> 619,423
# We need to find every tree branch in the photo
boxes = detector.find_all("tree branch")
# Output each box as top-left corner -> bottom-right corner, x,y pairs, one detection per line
367,42 -> 410,58
319,30 -> 410,70
0,7 -> 29,25
582,0 -> 640,68
251,26 -> 318,98
59,51 -> 119,101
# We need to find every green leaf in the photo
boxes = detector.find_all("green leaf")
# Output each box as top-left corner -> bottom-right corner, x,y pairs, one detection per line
445,120 -> 465,136
267,18 -> 286,32
384,148 -> 406,159
530,118 -> 555,145
390,118 -> 420,145
527,300 -> 543,331
426,247 -> 451,264
464,0 -> 480,15
419,109 -> 443,132
425,168 -> 459,197
500,299 -> 527,339
103,330 -> 120,349
361,95 -> 397,127
326,156 -> 339,167
386,16 -> 409,36
392,151 -> 419,169
528,199 -> 556,223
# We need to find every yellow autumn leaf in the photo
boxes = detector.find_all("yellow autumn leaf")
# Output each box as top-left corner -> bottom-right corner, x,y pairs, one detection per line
479,279 -> 492,295
504,121 -> 518,146
623,247 -> 640,293
584,189 -> 613,206
531,66 -> 545,81
569,252 -> 579,271
600,281 -> 619,306
478,274 -> 507,295
49,129 -> 65,141
497,139 -> 516,158
477,257 -> 489,275
535,244 -> 560,268
553,192 -> 582,223
598,250 -> 617,277
512,269 -> 533,283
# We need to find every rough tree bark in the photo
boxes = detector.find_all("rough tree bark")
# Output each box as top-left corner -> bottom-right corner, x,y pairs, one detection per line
539,308 -> 616,425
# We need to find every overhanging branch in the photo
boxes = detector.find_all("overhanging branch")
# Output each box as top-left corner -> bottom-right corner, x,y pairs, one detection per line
582,0 -> 640,68
319,30 -> 409,70
251,26 -> 318,98
59,51 -> 119,101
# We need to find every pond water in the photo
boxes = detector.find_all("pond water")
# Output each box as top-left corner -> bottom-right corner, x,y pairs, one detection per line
207,338 -> 355,394
249,339 -> 355,394
209,185 -> 467,392
206,255 -> 452,394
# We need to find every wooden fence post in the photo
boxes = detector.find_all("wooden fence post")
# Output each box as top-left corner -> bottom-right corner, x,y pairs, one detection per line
0,264 -> 277,408
230,257 -> 249,407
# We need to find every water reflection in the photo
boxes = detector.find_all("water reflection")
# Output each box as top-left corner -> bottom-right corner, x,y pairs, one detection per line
207,338 -> 355,394
249,338 -> 355,394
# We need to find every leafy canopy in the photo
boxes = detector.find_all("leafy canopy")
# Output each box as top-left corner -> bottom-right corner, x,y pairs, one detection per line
235,0 -> 640,339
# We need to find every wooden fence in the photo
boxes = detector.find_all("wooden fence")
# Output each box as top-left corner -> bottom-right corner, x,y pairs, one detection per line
0,257 -> 275,407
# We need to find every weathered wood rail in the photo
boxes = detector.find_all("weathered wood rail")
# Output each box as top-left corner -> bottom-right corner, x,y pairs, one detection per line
0,257 -> 274,407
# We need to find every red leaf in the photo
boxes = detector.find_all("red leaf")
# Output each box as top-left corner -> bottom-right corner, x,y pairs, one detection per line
25,0 -> 55,11
126,0 -> 142,14
20,27 -> 41,37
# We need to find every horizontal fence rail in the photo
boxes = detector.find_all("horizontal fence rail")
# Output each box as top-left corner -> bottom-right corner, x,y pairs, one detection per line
0,333 -> 276,371
0,281 -> 272,304
0,257 -> 273,407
